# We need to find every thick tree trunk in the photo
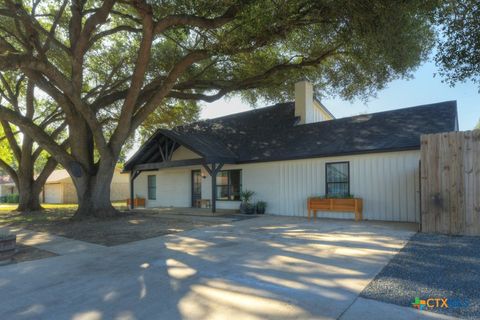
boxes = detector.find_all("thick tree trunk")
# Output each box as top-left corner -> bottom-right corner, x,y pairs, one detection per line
72,162 -> 118,219
16,180 -> 42,212
75,186 -> 117,219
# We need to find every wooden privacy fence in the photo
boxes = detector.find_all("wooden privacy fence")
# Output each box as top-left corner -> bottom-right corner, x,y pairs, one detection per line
420,130 -> 480,236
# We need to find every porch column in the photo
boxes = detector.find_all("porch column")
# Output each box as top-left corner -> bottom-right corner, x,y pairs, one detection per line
211,169 -> 216,213
202,162 -> 223,214
130,170 -> 140,210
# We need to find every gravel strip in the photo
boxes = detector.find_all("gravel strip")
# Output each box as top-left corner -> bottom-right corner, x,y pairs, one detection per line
361,233 -> 480,319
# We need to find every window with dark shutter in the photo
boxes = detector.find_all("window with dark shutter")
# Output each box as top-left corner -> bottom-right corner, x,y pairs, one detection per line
147,175 -> 156,200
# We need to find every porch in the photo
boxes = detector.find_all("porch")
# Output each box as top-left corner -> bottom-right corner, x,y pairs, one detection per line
125,129 -> 238,214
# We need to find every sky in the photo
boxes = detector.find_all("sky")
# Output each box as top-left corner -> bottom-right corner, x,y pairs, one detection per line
199,60 -> 479,131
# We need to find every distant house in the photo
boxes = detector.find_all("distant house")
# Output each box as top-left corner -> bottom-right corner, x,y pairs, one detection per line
42,168 -> 129,204
124,81 -> 458,222
0,176 -> 17,197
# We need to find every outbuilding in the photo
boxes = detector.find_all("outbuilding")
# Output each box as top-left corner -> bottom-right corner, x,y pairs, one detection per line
42,167 -> 129,204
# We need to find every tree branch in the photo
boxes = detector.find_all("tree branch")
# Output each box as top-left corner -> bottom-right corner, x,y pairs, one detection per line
34,156 -> 57,187
0,104 -> 73,167
0,53 -> 75,101
154,4 -> 243,34
1,120 -> 21,161
114,3 -> 154,143
73,0 -> 116,56
88,25 -> 141,48
0,157 -> 18,187
174,47 -> 341,93
32,121 -> 67,161
168,90 -> 228,103
41,0 -> 68,54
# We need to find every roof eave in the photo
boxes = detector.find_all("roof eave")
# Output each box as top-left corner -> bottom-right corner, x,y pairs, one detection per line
236,145 -> 421,165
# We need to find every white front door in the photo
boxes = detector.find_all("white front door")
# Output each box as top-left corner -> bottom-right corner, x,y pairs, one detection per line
44,184 -> 63,203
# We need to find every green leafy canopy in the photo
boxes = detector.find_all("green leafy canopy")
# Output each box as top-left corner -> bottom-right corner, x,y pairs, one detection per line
435,0 -> 480,89
0,0 -> 441,216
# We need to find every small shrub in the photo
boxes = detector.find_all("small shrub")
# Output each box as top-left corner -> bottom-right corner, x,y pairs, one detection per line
310,194 -> 355,199
256,201 -> 267,214
0,194 -> 19,203
256,201 -> 267,210
240,190 -> 255,203
6,194 -> 19,203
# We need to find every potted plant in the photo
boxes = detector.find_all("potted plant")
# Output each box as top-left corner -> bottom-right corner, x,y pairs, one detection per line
256,201 -> 267,214
0,232 -> 16,262
239,190 -> 255,214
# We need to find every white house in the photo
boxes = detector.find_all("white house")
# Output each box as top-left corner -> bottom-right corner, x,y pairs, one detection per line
0,176 -> 17,198
124,81 -> 458,222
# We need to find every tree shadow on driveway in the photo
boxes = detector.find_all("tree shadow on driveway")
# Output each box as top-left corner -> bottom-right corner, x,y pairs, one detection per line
0,217 -> 415,319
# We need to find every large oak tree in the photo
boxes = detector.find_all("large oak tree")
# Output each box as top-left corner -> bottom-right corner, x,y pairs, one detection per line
435,0 -> 479,131
0,0 -> 437,218
435,0 -> 480,88
0,72 -> 65,211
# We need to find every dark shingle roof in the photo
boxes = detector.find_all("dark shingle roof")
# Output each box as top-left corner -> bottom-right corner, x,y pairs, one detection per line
125,100 -> 457,170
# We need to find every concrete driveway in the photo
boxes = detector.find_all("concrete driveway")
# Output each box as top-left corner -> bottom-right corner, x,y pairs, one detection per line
0,216 -> 453,320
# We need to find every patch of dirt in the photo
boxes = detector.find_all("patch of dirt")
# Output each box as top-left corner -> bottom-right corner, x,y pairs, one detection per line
1,244 -> 57,266
12,210 -> 235,246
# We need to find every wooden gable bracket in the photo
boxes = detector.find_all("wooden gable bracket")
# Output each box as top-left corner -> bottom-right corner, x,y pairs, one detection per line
158,139 -> 177,162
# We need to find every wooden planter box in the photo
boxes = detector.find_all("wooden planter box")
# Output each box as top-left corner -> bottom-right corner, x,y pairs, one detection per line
0,234 -> 16,261
126,198 -> 146,208
307,198 -> 363,221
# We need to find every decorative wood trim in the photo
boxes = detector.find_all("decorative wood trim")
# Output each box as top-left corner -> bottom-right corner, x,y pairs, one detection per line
133,158 -> 204,171
202,163 -> 212,176
168,141 -> 177,160
158,143 -> 166,162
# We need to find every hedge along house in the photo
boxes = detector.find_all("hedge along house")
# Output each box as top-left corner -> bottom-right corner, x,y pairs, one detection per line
0,176 -> 17,199
124,81 -> 458,222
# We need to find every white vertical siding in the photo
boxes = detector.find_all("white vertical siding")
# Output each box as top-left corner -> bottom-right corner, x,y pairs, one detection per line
312,101 -> 334,122
171,146 -> 201,160
312,104 -> 332,123
133,150 -> 421,222
313,106 -> 325,122
257,151 -> 420,222
135,168 -> 191,207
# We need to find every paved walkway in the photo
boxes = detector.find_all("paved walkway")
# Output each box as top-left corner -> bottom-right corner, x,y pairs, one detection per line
2,226 -> 105,255
0,216 -> 458,319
